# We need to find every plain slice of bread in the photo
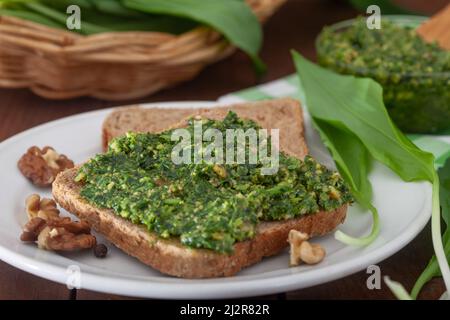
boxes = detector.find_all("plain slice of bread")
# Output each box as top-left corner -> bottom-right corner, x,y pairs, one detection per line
53,98 -> 347,278
102,98 -> 309,159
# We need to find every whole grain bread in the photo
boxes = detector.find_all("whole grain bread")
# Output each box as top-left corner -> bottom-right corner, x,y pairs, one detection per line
53,98 -> 347,278
54,168 -> 347,278
102,98 -> 309,159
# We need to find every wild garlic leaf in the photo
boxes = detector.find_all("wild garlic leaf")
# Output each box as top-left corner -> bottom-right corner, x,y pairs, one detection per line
92,0 -> 144,17
23,2 -> 111,34
292,51 -> 435,184
313,119 -> 373,206
311,119 -> 380,245
410,231 -> 450,299
41,0 -> 94,10
292,51 -> 450,297
0,8 -> 63,28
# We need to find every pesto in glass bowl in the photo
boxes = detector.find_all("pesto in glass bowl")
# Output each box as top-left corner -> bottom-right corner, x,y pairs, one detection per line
316,16 -> 450,134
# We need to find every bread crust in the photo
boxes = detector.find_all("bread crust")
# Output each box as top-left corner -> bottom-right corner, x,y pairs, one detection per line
101,98 -> 309,159
53,168 -> 347,278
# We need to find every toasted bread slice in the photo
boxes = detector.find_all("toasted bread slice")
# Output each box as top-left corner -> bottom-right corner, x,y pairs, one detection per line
53,99 -> 347,278
54,168 -> 347,278
102,98 -> 308,159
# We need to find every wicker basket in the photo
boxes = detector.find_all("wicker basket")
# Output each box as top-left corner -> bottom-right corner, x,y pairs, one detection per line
0,0 -> 285,100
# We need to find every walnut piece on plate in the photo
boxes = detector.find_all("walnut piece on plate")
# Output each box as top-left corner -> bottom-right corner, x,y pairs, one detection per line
37,225 -> 96,251
288,230 -> 326,266
20,194 -> 96,252
25,194 -> 60,221
18,146 -> 74,187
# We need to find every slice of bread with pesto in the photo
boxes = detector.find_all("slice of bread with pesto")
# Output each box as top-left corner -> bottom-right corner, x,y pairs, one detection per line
53,98 -> 350,278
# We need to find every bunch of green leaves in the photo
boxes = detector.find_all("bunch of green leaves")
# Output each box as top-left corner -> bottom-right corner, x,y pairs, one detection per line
292,51 -> 450,298
0,0 -> 264,71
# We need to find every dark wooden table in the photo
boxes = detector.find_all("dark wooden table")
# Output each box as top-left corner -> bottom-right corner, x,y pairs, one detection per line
0,0 -> 448,300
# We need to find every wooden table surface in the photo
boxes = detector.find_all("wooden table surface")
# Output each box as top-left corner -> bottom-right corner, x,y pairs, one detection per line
0,0 -> 448,300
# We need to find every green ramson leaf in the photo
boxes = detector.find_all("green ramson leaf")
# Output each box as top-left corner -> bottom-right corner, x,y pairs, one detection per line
410,231 -> 450,299
292,51 -> 450,298
292,52 -> 435,185
92,0 -> 144,17
79,6 -> 196,34
0,0 -> 198,34
312,119 -> 372,204
312,120 -> 379,245
122,0 -> 265,73
293,52 -> 381,245
42,0 -> 93,9
24,2 -> 111,34
0,8 -> 64,28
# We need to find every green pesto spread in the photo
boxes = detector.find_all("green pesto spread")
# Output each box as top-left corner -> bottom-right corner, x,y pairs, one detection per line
316,17 -> 450,133
76,112 -> 352,253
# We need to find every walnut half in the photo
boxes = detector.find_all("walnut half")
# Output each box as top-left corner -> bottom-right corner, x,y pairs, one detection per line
37,226 -> 96,251
25,194 -> 60,221
22,216 -> 96,252
20,217 -> 47,242
18,146 -> 74,187
288,230 -> 326,266
20,194 -> 96,252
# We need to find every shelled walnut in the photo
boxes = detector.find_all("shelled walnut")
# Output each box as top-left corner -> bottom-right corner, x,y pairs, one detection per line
288,230 -> 326,266
20,194 -> 96,252
18,146 -> 74,187
25,194 -> 60,220
20,217 -> 47,242
37,226 -> 96,251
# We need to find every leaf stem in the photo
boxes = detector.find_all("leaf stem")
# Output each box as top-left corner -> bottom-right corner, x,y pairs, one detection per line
384,276 -> 413,300
411,258 -> 439,299
412,229 -> 450,298
334,204 -> 380,246
430,173 -> 450,294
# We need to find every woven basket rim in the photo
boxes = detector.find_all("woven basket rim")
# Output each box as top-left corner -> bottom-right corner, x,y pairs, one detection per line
0,0 -> 287,100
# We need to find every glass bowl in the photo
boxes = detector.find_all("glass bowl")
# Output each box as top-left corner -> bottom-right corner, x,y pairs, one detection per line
315,15 -> 450,134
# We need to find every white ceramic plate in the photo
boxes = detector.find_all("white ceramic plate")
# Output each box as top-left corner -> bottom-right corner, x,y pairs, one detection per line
0,101 -> 432,299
